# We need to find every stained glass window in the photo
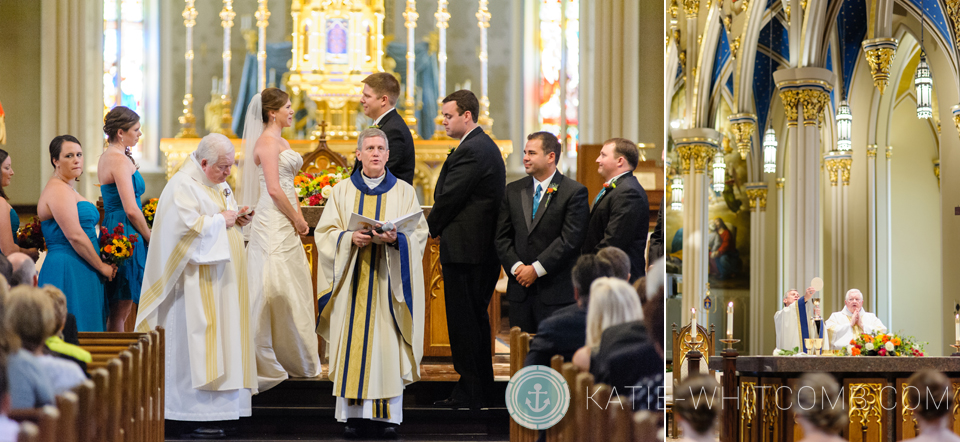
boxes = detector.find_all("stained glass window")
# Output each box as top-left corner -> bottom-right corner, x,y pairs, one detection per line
103,0 -> 145,155
539,0 -> 579,154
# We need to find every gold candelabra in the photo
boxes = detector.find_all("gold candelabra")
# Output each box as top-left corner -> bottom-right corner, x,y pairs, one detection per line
476,0 -> 494,133
403,0 -> 420,139
433,0 -> 450,139
216,0 -> 238,138
176,0 -> 200,138
256,0 -> 271,91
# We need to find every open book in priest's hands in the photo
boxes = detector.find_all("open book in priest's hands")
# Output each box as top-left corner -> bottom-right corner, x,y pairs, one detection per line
347,210 -> 423,235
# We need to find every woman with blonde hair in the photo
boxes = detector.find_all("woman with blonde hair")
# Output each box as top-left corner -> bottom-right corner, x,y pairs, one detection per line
903,369 -> 960,442
572,277 -> 643,370
795,373 -> 847,442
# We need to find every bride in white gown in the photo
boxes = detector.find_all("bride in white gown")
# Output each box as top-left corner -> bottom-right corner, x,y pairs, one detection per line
239,88 -> 320,392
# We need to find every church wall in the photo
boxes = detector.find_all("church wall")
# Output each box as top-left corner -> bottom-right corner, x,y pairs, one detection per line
888,96 -> 942,353
0,0 -> 44,205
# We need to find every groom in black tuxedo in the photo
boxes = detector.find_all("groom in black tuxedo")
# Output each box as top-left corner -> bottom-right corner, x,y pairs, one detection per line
495,132 -> 589,333
581,138 -> 650,281
427,90 -> 505,409
353,72 -> 416,184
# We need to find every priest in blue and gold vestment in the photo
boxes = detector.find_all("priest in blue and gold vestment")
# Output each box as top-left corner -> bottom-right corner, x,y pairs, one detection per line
314,128 -> 428,436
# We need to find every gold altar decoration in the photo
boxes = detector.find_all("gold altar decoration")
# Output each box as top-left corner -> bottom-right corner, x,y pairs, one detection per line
728,113 -> 757,160
288,0 -> 386,140
476,0 -> 494,133
176,0 -> 200,139
402,0 -> 420,138
862,38 -> 898,96
215,0 -> 238,138
849,382 -> 884,441
682,0 -> 699,17
740,380 -> 758,441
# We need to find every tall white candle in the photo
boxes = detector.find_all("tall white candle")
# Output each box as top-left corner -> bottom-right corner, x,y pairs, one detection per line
727,302 -> 734,338
955,314 -> 959,344
690,308 -> 697,341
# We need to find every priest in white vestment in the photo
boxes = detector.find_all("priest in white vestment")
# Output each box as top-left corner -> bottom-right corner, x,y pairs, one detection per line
314,128 -> 427,438
774,288 -> 821,353
826,289 -> 887,351
135,134 -> 257,432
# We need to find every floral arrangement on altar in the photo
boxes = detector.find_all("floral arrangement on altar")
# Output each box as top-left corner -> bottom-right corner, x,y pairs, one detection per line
844,332 -> 925,357
295,168 -> 349,206
99,223 -> 138,265
142,198 -> 158,228
17,217 -> 45,251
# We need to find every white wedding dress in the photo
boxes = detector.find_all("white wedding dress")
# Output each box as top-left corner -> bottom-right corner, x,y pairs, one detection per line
248,148 -> 321,392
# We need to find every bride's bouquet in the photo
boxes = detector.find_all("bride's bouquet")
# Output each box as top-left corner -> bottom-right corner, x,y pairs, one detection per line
295,167 -> 350,206
17,217 -> 45,251
99,223 -> 139,265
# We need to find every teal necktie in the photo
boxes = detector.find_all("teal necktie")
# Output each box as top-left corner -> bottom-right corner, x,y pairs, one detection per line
532,184 -> 542,220
593,187 -> 607,206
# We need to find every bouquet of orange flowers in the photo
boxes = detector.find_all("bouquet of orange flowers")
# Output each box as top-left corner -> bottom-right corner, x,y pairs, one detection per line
295,168 -> 349,207
99,223 -> 138,265
142,198 -> 158,228
847,332 -> 924,357
17,217 -> 45,251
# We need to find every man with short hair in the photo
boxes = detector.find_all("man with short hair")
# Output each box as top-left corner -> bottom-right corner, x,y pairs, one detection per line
596,246 -> 630,281
428,90 -> 505,409
7,252 -> 37,287
826,289 -> 887,351
354,72 -> 416,184
495,131 -> 589,333
135,134 -> 256,437
581,138 -> 650,281
774,287 -> 820,353
314,128 -> 428,438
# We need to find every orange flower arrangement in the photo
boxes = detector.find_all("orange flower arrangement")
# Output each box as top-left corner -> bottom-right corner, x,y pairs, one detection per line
848,331 -> 923,357
295,168 -> 350,207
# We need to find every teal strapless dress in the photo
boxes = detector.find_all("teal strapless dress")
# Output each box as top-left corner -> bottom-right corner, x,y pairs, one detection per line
100,170 -> 147,304
38,201 -> 105,332
9,207 -> 18,245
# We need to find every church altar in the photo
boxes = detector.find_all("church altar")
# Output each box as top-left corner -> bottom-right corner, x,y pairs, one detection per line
710,356 -> 960,442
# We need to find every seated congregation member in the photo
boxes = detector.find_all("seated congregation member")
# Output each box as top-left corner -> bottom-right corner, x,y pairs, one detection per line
581,138 -> 650,281
673,375 -> 720,441
0,255 -> 10,288
0,150 -> 38,261
495,131 -> 589,333
37,135 -> 116,332
98,106 -> 151,332
41,286 -> 90,373
774,287 -> 820,353
314,128 -> 428,438
7,253 -> 78,346
7,286 -> 85,396
572,277 -> 644,372
631,260 -> 665,411
524,254 -> 615,367
794,373 -> 847,442
0,356 -> 18,442
4,284 -> 54,409
826,288 -> 886,351
134,134 -> 255,436
903,370 -> 960,442
596,246 -> 630,280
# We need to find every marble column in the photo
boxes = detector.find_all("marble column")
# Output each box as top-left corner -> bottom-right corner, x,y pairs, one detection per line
673,128 -> 720,326
773,67 -> 835,292
746,182 -> 768,354
824,151 -> 852,312
867,145 -> 877,311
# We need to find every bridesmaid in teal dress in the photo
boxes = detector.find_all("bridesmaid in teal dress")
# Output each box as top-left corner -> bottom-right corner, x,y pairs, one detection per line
0,149 -> 39,261
98,107 -> 150,332
37,135 -> 116,332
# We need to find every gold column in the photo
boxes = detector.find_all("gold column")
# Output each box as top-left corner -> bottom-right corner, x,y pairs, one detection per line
434,0 -> 450,138
862,38 -> 898,95
476,0 -> 494,132
256,0 -> 271,91
217,0 -> 238,138
176,0 -> 200,138
728,113 -> 757,160
403,0 -> 420,138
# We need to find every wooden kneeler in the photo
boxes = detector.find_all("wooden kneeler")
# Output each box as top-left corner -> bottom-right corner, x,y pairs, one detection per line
9,406 -> 59,442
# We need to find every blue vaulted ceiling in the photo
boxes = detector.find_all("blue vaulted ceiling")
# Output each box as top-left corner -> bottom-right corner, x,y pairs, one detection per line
758,17 -> 790,61
753,51 -> 778,132
907,0 -> 952,50
836,0 -> 867,99
712,20 -> 732,94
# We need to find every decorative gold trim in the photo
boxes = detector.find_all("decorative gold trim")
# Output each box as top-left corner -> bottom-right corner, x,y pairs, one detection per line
683,0 -> 700,17
729,115 -> 757,160
849,383 -> 884,439
740,382 -> 757,442
799,90 -> 830,126
862,40 -> 897,95
677,144 -> 716,173
867,145 -> 878,158
779,90 -> 801,122
885,146 -> 893,159
776,177 -> 785,189
745,187 -> 768,211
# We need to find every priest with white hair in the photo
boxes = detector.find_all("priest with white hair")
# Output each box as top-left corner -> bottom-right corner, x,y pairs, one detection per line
135,134 -> 256,437
826,289 -> 887,351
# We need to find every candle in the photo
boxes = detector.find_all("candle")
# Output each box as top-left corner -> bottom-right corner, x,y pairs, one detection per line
726,302 -> 734,338
955,314 -> 959,344
690,308 -> 697,341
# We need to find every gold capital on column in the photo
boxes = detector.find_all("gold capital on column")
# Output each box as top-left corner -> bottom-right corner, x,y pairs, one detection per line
779,90 -> 801,124
745,184 -> 768,211
840,158 -> 852,185
683,0 -> 700,17
776,177 -> 785,189
677,143 -> 716,173
952,105 -> 960,138
824,158 -> 841,186
799,89 -> 829,126
729,114 -> 757,160
867,145 -> 877,158
862,38 -> 898,95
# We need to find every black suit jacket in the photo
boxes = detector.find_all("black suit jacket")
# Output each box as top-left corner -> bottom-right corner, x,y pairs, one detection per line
523,304 -> 586,367
427,128 -> 506,264
495,172 -> 589,305
581,174 -> 650,280
590,321 -> 661,393
353,108 -> 416,184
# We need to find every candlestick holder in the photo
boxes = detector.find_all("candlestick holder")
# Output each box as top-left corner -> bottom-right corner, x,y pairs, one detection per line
950,343 -> 960,356
720,338 -> 740,350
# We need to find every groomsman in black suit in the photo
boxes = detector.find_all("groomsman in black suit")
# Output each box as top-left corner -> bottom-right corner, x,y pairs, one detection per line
581,138 -> 650,281
427,90 -> 505,409
353,72 -> 416,184
495,132 -> 589,333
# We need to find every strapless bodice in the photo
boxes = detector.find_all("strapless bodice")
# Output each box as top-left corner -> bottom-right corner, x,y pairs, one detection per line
42,201 -> 99,253
101,170 -> 146,212
257,149 -> 303,204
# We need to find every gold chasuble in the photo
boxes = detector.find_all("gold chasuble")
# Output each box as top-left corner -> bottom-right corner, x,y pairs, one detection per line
315,170 -> 427,424
135,154 -> 256,421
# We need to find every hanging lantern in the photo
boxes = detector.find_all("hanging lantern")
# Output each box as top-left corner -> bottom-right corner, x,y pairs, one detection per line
712,151 -> 725,193
762,128 -> 777,174
836,101 -> 852,151
915,53 -> 933,119
670,176 -> 683,210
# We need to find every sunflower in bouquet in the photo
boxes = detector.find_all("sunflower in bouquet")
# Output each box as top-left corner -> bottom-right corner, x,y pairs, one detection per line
295,167 -> 350,207
849,332 -> 924,357
142,198 -> 158,228
99,223 -> 139,265
17,217 -> 45,252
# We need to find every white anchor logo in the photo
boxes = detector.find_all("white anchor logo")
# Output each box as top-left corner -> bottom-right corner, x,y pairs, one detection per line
525,383 -> 551,413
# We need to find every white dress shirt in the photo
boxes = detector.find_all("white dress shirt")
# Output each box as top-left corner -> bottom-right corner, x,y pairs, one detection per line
510,170 -> 558,278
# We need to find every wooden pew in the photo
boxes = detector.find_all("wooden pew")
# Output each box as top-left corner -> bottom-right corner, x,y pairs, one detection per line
72,379 -> 96,442
16,421 -> 39,442
9,406 -> 59,442
508,327 -> 538,442
54,393 -> 78,442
